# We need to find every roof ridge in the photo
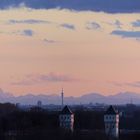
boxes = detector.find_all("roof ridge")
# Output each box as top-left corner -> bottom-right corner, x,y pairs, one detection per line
105,105 -> 118,115
61,105 -> 73,115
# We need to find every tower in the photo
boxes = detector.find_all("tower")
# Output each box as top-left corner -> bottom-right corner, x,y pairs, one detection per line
37,100 -> 42,107
59,105 -> 74,131
104,105 -> 119,138
61,88 -> 64,108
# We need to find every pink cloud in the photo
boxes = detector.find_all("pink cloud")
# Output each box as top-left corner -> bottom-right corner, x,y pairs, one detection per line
11,73 -> 78,86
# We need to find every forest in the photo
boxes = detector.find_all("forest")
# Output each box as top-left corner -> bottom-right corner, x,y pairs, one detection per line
0,103 -> 140,140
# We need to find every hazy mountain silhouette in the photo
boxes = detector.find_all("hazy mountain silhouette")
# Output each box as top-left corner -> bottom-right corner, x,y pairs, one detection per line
0,90 -> 140,105
0,88 -> 13,100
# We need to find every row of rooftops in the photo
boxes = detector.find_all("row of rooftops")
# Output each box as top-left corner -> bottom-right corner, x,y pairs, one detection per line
61,105 -> 118,115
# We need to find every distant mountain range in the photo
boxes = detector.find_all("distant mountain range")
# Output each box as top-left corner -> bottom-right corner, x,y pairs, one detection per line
0,89 -> 140,105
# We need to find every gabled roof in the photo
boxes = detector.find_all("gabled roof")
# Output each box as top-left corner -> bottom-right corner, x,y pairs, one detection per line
105,105 -> 118,115
61,105 -> 73,115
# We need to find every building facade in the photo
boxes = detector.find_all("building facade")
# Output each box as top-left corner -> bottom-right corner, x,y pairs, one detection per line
59,105 -> 74,131
104,105 -> 119,138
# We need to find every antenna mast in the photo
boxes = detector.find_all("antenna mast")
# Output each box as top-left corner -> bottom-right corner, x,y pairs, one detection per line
61,88 -> 64,107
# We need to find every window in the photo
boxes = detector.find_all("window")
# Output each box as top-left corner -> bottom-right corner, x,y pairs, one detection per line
112,125 -> 114,128
106,125 -> 108,128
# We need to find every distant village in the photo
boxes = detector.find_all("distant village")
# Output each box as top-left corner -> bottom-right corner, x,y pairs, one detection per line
0,90 -> 139,140
13,90 -> 140,140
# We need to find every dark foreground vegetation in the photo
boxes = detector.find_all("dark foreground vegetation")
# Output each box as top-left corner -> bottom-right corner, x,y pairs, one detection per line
0,103 -> 140,139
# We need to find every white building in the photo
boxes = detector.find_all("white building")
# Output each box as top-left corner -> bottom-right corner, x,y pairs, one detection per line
59,105 -> 74,131
104,105 -> 119,138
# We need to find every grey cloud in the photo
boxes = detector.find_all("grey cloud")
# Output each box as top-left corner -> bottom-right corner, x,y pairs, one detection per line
60,23 -> 75,30
44,39 -> 58,44
132,20 -> 140,27
38,73 -> 76,82
126,81 -> 140,88
12,80 -> 36,86
112,81 -> 140,88
7,19 -> 50,24
105,20 -> 122,29
136,38 -> 140,41
21,29 -> 34,36
12,73 -> 78,86
86,22 -> 101,30
111,82 -> 123,87
111,30 -> 140,38
114,20 -> 122,29
0,29 -> 34,37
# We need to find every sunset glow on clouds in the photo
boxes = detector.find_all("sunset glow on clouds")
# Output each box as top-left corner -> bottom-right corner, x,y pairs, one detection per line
1,1 -> 140,96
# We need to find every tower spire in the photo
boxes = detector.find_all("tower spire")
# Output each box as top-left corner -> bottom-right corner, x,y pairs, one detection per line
61,88 -> 64,107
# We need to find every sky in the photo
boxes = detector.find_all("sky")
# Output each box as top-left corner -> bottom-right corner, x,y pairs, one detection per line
1,0 -> 140,97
